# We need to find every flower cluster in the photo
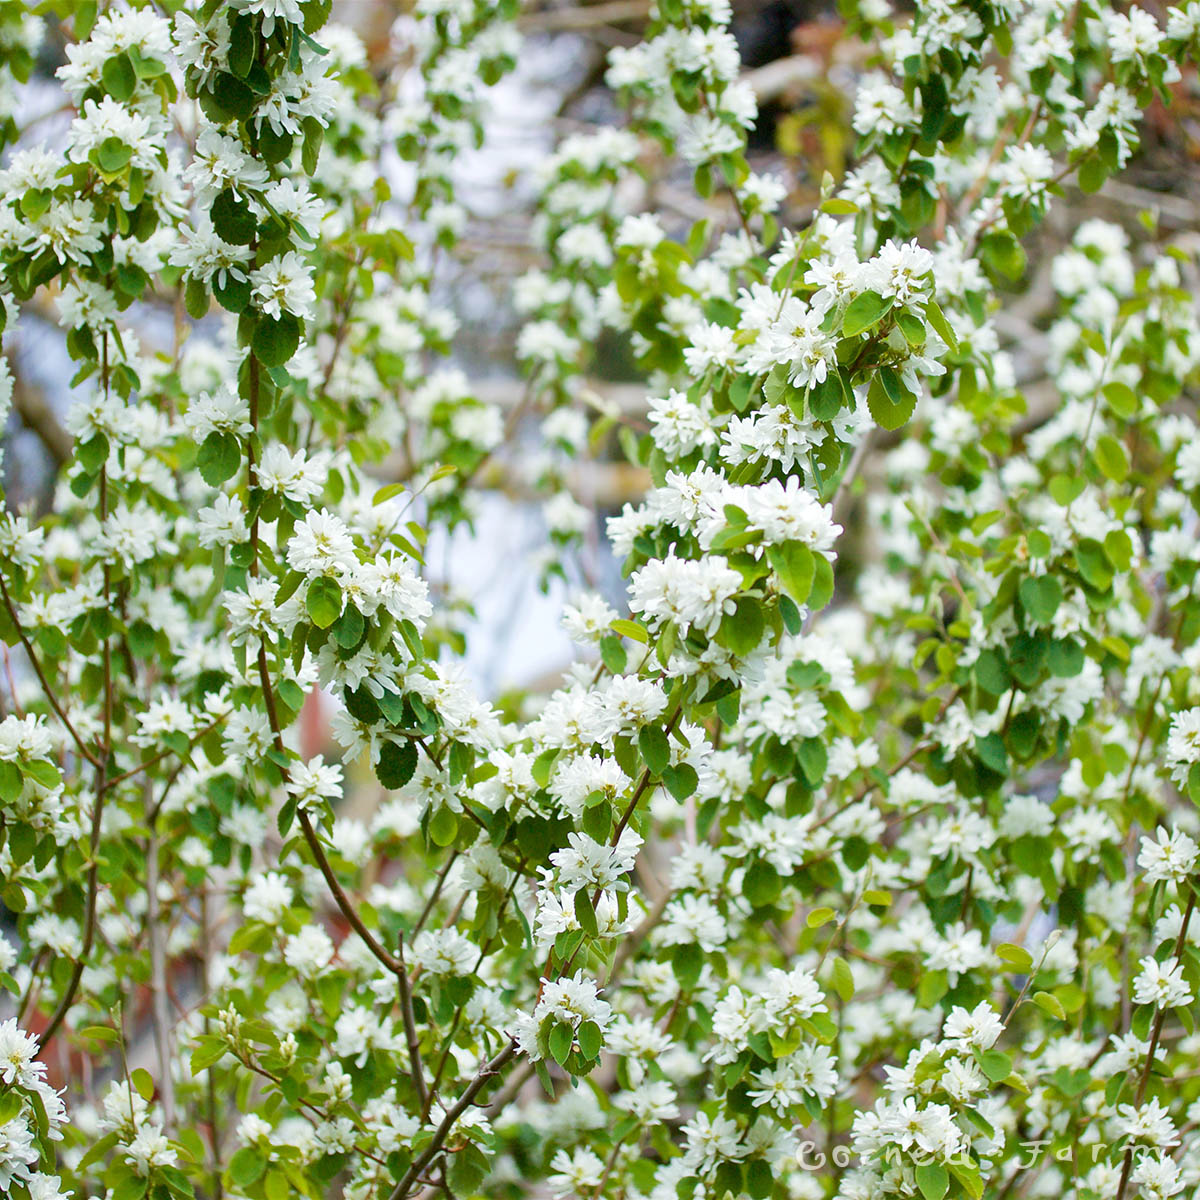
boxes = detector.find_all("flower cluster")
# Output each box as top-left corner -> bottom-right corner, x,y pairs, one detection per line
0,1 -> 1198,1200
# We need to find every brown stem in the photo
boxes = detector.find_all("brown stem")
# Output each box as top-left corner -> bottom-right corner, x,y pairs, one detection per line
610,705 -> 681,846
397,936 -> 430,1111
144,779 -> 176,1129
35,683 -> 107,1056
1114,883 -> 1197,1200
36,385 -> 113,1052
0,575 -> 100,769
105,713 -> 228,794
386,1040 -> 519,1200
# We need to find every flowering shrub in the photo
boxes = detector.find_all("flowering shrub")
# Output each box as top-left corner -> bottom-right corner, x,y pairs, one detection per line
1,1 -> 1200,1200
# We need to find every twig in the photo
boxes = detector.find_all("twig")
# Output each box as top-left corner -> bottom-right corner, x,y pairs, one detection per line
0,575 -> 100,769
397,936 -> 430,1111
386,1040 -> 519,1200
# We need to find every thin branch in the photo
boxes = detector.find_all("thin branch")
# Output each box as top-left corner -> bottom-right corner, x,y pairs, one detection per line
386,1040 -> 519,1200
143,778 -> 177,1129
397,936 -> 430,1111
0,575 -> 100,769
1114,883 -> 1198,1200
10,368 -> 71,464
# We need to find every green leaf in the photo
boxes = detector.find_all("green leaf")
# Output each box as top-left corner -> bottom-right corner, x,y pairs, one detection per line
806,906 -> 834,928
867,371 -> 916,431
1047,638 -> 1084,678
743,860 -> 781,908
263,1172 -> 290,1200
611,618 -> 648,643
131,1068 -> 155,1102
977,1048 -> 1013,1082
797,737 -> 827,787
924,299 -> 958,353
831,956 -> 855,1002
229,1147 -> 266,1188
81,1024 -> 121,1044
718,596 -> 763,657
102,52 -> 136,101
332,604 -> 365,650
22,759 -> 60,788
915,1161 -> 948,1200
1103,381 -> 1137,419
979,231 -> 1026,281
228,15 -> 256,76
975,732 -> 1008,774
197,430 -> 241,487
767,541 -> 815,606
190,1038 -> 228,1074
1049,473 -> 1086,506
0,761 -> 21,802
974,647 -> 1009,695
377,740 -> 417,790
672,942 -> 703,990
302,116 -> 324,175
306,576 -> 343,628
446,1144 -> 491,1198
1075,539 -> 1113,591
599,635 -> 626,675
8,825 -> 35,866
809,554 -> 835,612
807,371 -> 845,421
429,805 -> 458,847
1077,154 -> 1107,194
212,188 -> 256,246
252,312 -> 302,367
897,311 -> 927,347
214,274 -> 251,313
96,136 -> 132,173
112,1175 -> 149,1200
548,1021 -> 573,1065
1093,433 -> 1129,482
997,943 -> 1033,971
1033,990 -> 1066,1020
211,72 -> 256,121
573,887 -> 598,937
639,725 -> 670,775
662,762 -> 698,800
1018,575 -> 1062,625
841,290 -> 892,337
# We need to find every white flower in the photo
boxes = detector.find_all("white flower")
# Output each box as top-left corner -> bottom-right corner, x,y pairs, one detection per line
125,1125 -> 177,1176
943,1001 -> 1003,1050
1138,827 -> 1199,885
1166,708 -> 1200,787
250,251 -> 316,321
243,872 -> 293,924
629,552 -> 742,638
286,755 -> 343,812
0,1020 -> 43,1089
410,929 -> 477,976
1132,956 -> 1192,1009
287,510 -> 358,578
283,926 -> 335,978
548,1148 -> 606,1197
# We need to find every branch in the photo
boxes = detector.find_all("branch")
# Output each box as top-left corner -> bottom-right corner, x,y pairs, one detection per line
386,1039 -> 519,1200
397,935 -> 430,1111
0,574 -> 101,770
35,719 -> 106,1054
10,367 -> 71,465
517,1 -> 651,32
1114,882 -> 1198,1200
